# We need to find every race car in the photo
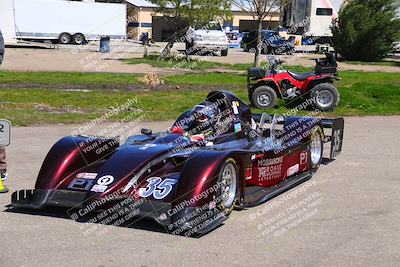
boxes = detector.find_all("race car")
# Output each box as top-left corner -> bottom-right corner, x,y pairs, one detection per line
11,91 -> 344,236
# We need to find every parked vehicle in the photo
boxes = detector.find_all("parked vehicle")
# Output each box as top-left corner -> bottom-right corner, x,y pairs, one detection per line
241,30 -> 295,54
11,0 -> 126,44
186,22 -> 229,56
248,52 -> 340,111
11,90 -> 344,236
0,30 -> 4,64
226,31 -> 243,48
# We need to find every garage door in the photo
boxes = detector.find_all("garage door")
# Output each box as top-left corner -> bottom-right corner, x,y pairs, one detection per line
239,20 -> 279,32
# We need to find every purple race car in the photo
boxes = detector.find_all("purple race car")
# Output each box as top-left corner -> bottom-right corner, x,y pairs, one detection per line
11,91 -> 343,236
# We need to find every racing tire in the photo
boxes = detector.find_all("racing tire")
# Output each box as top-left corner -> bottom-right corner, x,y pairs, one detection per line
221,49 -> 228,56
59,32 -> 72,44
250,85 -> 277,109
216,158 -> 238,216
311,83 -> 340,111
310,126 -> 324,171
73,33 -> 86,45
0,54 -> 3,65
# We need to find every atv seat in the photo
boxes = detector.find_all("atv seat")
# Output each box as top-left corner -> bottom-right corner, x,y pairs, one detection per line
287,71 -> 316,81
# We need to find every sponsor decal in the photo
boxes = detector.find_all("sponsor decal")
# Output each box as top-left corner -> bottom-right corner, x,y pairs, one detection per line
90,175 -> 115,193
257,156 -> 283,182
91,184 -> 108,193
258,156 -> 283,167
300,151 -> 308,165
234,122 -> 242,132
287,164 -> 299,177
76,172 -> 97,179
232,101 -> 239,114
97,175 -> 114,186
245,167 -> 253,180
139,144 -> 157,150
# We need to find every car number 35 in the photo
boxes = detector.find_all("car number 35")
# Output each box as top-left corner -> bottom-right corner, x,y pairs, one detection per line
138,177 -> 177,199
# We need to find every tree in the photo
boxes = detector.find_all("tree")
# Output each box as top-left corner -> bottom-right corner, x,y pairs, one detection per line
149,0 -> 231,59
230,0 -> 288,67
331,0 -> 400,61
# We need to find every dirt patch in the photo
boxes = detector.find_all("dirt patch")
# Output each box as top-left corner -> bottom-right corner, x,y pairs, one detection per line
0,82 -> 243,91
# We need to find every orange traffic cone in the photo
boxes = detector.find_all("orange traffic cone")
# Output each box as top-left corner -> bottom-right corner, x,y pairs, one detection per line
0,176 -> 8,193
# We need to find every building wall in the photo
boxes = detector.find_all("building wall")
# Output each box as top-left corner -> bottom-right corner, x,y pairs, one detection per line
127,8 -> 280,41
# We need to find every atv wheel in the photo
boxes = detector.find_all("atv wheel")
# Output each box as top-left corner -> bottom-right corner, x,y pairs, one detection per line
310,126 -> 324,170
217,158 -> 238,216
251,85 -> 277,109
311,83 -> 340,111
221,48 -> 228,56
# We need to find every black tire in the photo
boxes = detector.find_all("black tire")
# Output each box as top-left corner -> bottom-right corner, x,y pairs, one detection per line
250,85 -> 277,109
216,158 -> 238,216
59,32 -> 72,44
309,126 -> 324,171
311,83 -> 340,111
0,54 -> 3,65
221,48 -> 228,56
73,33 -> 86,45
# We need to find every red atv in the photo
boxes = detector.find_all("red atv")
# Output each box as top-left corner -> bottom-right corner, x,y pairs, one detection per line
247,52 -> 340,111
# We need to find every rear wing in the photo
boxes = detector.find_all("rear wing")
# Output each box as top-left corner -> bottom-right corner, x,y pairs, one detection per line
252,114 -> 344,161
320,117 -> 344,160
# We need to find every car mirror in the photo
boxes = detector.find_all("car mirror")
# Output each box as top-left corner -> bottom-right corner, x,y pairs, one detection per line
141,128 -> 152,136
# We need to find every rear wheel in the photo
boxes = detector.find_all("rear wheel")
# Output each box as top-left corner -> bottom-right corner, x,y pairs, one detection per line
0,54 -> 3,65
216,158 -> 238,215
221,48 -> 228,56
311,83 -> 340,111
73,33 -> 85,45
251,85 -> 277,109
59,32 -> 72,44
310,126 -> 324,170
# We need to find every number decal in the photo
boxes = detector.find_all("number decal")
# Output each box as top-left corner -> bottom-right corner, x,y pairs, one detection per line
0,124 -> 4,132
153,179 -> 177,199
138,177 -> 161,198
138,177 -> 177,199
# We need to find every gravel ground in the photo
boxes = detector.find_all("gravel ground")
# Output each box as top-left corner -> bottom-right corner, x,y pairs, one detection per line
1,44 -> 399,74
0,116 -> 399,266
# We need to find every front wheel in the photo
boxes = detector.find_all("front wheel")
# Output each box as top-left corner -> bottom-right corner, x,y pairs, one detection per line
311,83 -> 340,111
216,158 -> 238,215
250,85 -> 277,109
221,48 -> 228,56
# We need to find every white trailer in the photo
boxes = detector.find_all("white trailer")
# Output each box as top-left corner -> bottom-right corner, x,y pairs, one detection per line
11,0 -> 126,44
281,0 -> 344,38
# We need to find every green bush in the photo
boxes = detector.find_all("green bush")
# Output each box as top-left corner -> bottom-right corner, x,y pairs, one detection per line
331,0 -> 400,61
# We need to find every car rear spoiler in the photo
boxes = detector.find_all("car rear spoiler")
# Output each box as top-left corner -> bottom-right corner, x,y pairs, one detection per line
320,117 -> 344,160
252,114 -> 344,161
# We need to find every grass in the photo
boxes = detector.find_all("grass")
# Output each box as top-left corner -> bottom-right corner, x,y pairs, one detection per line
126,54 -> 313,72
344,60 -> 400,67
0,70 -> 140,86
0,70 -> 399,125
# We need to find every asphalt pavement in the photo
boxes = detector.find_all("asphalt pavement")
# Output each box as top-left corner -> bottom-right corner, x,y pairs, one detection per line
0,116 -> 399,266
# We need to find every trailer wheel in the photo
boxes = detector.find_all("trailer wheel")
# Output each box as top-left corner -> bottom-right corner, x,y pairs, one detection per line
59,33 -> 72,44
73,33 -> 86,45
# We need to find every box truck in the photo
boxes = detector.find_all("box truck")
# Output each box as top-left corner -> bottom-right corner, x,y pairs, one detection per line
281,0 -> 344,40
10,0 -> 126,44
